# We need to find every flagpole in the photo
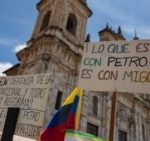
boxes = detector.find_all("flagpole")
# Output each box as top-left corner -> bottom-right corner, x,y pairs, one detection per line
75,88 -> 84,130
109,92 -> 117,141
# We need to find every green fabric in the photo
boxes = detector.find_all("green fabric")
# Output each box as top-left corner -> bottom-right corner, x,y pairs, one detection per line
65,129 -> 105,141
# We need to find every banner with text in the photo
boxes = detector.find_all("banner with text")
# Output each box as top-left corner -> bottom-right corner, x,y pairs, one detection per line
0,73 -> 51,139
78,40 -> 150,94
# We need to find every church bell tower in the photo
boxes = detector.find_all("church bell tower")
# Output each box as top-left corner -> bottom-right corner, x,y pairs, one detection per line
4,0 -> 92,124
23,0 -> 91,88
6,0 -> 92,81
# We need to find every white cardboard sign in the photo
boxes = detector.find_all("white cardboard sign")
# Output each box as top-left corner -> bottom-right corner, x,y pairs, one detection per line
0,73 -> 51,139
78,40 -> 150,94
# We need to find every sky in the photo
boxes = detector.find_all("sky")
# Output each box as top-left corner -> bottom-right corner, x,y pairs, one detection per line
0,0 -> 150,76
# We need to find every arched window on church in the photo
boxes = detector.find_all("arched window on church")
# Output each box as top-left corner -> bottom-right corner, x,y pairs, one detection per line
66,13 -> 77,35
40,11 -> 51,31
93,96 -> 98,116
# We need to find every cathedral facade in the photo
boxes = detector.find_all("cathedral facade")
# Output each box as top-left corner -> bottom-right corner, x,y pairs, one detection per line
4,0 -> 150,141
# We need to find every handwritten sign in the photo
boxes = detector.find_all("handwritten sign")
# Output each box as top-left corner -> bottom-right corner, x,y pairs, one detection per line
0,73 -> 51,139
78,40 -> 150,94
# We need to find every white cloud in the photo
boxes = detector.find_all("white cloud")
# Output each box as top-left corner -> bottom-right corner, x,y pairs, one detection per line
13,43 -> 26,53
0,38 -> 19,46
0,62 -> 13,76
87,0 -> 150,40
89,1 -> 135,24
123,25 -> 150,40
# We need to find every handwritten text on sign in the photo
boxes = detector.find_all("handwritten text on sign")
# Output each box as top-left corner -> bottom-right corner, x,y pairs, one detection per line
78,40 -> 150,94
0,73 -> 51,139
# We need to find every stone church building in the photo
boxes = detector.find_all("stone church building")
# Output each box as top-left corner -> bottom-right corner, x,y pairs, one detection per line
4,0 -> 150,141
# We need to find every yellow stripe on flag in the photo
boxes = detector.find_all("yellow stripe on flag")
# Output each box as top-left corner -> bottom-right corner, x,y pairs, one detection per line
62,87 -> 83,130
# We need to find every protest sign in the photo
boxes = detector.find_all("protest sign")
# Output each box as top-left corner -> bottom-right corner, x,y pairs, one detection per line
0,73 -> 51,139
78,40 -> 150,94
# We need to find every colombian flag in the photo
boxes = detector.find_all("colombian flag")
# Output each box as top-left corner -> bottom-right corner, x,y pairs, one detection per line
39,87 -> 83,141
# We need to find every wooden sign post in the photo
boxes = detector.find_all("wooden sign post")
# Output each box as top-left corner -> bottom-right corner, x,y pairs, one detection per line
109,92 -> 117,141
